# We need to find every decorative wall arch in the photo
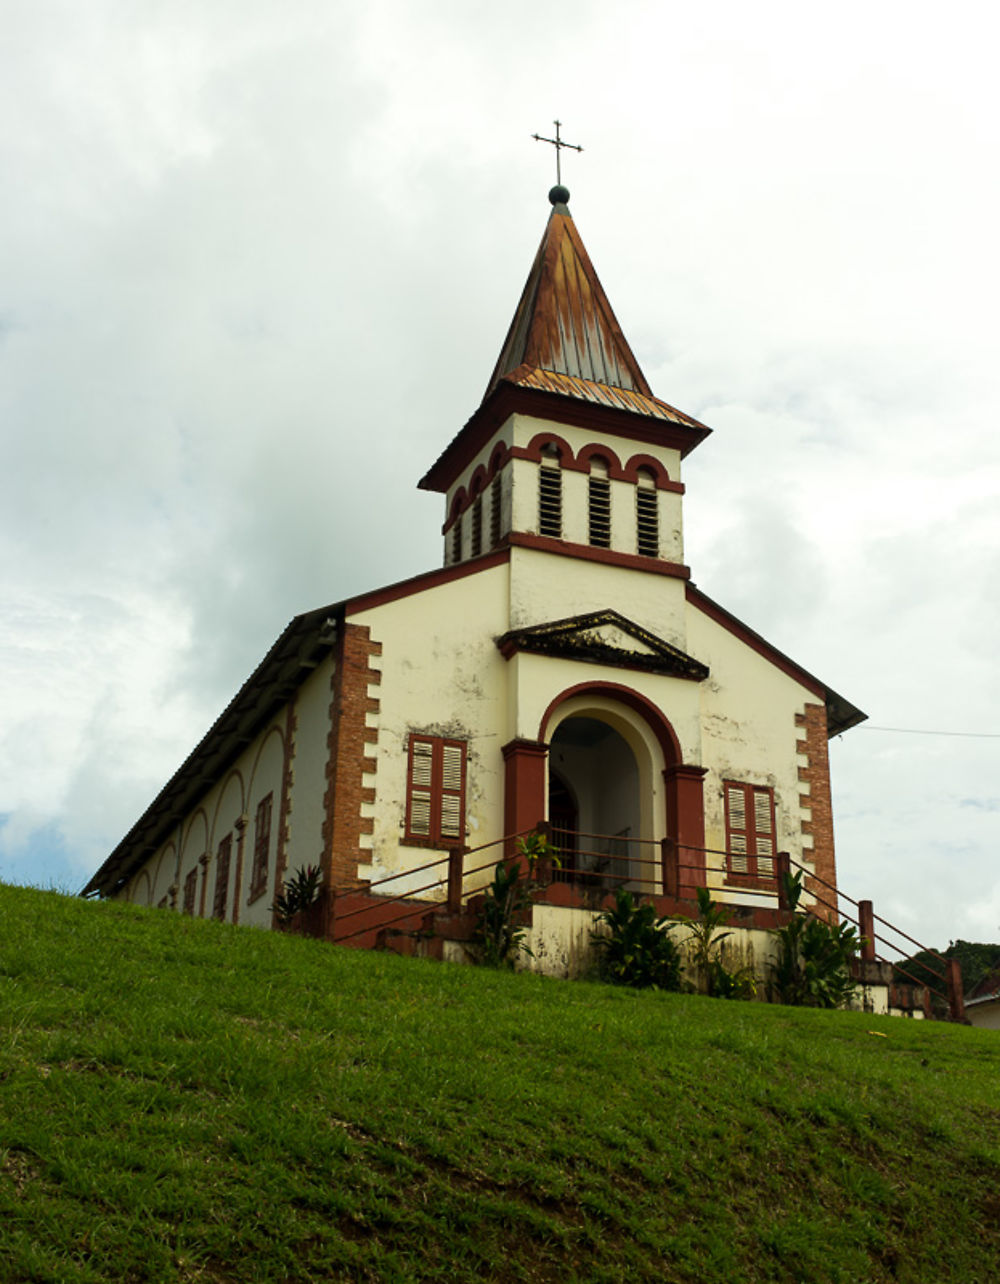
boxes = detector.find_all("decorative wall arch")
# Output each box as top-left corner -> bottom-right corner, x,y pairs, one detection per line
622,453 -> 675,490
576,442 -> 623,476
522,431 -> 574,464
539,680 -> 682,767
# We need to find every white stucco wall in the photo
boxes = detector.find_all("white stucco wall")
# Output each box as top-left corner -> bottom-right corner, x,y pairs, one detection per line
686,600 -> 818,900
348,560 -> 512,893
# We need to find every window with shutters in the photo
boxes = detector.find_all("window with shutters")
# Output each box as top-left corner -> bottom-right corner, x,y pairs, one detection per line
588,460 -> 611,547
213,834 -> 232,920
636,469 -> 659,556
723,781 -> 777,883
182,866 -> 198,916
404,734 -> 467,847
471,495 -> 483,557
249,793 -> 273,902
489,473 -> 503,548
538,458 -> 562,537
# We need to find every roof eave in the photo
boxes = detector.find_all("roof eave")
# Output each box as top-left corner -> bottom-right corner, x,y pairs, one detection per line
418,381 -> 711,495
80,605 -> 345,899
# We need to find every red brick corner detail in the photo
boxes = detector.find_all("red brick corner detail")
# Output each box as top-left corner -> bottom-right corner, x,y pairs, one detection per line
796,702 -> 837,924
322,623 -> 382,892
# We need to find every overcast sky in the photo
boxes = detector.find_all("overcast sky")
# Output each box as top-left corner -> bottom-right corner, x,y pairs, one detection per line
2,0 -> 998,956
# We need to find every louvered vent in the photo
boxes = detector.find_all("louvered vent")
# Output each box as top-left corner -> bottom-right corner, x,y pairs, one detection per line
636,485 -> 659,557
450,514 -> 462,564
471,496 -> 483,558
539,464 -> 562,537
490,474 -> 502,548
588,476 -> 611,547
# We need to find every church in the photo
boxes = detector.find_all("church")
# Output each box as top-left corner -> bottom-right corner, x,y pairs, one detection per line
84,182 -> 865,969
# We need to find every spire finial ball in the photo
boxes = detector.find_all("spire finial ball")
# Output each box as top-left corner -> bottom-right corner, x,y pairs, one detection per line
549,184 -> 570,206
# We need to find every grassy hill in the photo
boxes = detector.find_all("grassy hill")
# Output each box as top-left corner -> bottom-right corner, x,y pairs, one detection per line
2,885 -> 1000,1283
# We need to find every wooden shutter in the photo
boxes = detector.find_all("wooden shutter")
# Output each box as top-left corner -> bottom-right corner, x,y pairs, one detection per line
439,743 -> 465,840
725,784 -> 750,874
406,736 -> 467,845
753,788 -> 775,877
407,739 -> 434,837
725,781 -> 777,881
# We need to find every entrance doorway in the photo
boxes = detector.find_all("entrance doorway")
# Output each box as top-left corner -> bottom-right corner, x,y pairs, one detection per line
548,715 -> 641,891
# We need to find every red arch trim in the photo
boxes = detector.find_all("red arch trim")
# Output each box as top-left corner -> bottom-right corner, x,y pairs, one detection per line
538,680 -> 683,767
443,443 -> 512,533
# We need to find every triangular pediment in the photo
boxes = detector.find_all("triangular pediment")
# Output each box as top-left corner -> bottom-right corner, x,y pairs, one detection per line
497,610 -> 709,682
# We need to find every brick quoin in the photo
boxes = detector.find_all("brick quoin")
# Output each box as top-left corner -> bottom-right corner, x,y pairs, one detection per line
796,702 -> 837,925
322,622 -> 382,894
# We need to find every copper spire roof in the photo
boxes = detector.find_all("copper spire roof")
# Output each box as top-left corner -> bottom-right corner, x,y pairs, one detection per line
419,194 -> 710,494
482,195 -> 708,433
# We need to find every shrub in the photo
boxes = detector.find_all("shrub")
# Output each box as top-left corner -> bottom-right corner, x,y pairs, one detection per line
271,864 -> 323,924
472,833 -> 559,969
678,887 -> 756,999
591,888 -> 682,991
770,871 -> 860,1008
474,861 -> 535,968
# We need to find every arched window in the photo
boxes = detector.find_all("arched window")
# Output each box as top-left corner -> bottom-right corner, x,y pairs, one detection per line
588,457 -> 611,548
636,469 -> 659,556
471,494 -> 483,557
538,446 -> 562,538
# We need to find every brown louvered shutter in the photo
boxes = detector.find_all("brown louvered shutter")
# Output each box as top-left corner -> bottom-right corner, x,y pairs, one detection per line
406,736 -> 466,845
407,739 -> 434,837
725,781 -> 777,881
439,743 -> 465,841
726,783 -> 750,875
753,788 -> 775,877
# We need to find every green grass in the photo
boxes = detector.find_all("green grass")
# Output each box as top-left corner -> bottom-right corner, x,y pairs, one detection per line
2,884 -> 1000,1282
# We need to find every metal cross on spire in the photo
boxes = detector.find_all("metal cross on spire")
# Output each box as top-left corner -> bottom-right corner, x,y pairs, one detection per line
531,119 -> 583,187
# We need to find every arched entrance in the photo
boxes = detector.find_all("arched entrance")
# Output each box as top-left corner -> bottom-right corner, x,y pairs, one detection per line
548,716 -> 642,891
501,682 -> 708,897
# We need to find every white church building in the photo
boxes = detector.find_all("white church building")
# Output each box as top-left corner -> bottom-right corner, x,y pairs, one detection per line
85,185 -> 865,968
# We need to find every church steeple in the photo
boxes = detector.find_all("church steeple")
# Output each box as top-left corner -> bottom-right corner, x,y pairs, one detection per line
484,187 -> 655,401
420,192 -> 711,499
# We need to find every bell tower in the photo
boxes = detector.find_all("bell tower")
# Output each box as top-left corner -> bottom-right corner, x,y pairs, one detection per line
418,188 -> 712,581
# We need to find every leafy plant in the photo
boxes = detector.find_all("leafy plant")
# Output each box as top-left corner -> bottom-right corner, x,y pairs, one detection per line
271,864 -> 323,925
769,870 -> 860,1008
474,860 -> 536,968
472,833 -> 560,968
678,887 -> 756,999
591,887 -> 682,991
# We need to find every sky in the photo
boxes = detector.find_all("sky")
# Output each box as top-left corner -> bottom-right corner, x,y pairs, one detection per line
2,0 -> 998,955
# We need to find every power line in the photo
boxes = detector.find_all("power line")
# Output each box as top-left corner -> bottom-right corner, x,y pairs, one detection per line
855,726 -> 1000,739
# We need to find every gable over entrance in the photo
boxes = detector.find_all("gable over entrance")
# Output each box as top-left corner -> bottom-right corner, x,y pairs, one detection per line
498,609 -> 709,681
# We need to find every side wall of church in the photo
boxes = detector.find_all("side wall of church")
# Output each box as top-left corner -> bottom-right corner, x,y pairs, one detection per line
116,661 -> 335,927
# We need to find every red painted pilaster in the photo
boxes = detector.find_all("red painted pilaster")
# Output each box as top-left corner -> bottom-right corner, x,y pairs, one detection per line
663,763 -> 708,898
501,739 -> 549,855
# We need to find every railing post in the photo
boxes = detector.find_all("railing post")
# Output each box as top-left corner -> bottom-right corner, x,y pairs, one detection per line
661,838 -> 679,899
776,851 -> 791,911
447,846 -> 466,913
946,957 -> 966,1022
858,899 -> 876,961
